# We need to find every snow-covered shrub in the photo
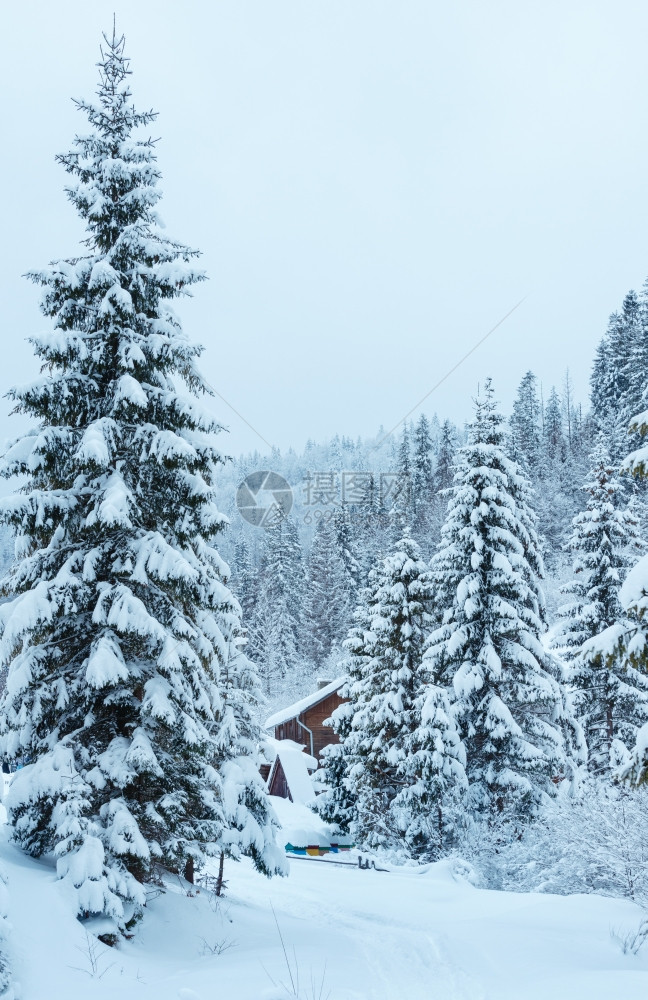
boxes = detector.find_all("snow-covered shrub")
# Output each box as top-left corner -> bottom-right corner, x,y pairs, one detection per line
459,782 -> 648,903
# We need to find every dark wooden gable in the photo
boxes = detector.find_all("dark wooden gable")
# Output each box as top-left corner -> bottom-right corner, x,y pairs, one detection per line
267,756 -> 291,800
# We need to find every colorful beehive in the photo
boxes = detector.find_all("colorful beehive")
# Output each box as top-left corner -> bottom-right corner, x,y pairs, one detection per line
285,842 -> 354,857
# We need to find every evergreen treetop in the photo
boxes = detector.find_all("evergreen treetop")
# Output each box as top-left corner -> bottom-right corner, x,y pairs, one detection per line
509,371 -> 541,474
412,414 -> 434,505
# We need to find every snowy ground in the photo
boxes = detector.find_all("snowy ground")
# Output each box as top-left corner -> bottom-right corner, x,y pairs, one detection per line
2,796 -> 648,1000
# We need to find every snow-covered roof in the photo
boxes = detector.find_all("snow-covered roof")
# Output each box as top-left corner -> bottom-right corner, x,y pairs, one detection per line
261,737 -> 317,768
275,750 -> 316,805
265,677 -> 346,730
268,741 -> 318,805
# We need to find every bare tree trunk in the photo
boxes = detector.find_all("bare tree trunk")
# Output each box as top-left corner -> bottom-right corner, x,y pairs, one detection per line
215,851 -> 225,897
184,856 -> 194,885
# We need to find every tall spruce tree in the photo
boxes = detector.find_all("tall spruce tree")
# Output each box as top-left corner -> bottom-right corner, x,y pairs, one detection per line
543,387 -> 566,463
599,405 -> 648,783
355,472 -> 386,586
627,283 -> 648,436
0,30 -> 284,934
433,420 -> 457,496
303,515 -> 350,668
509,371 -> 541,474
389,425 -> 413,539
590,290 -> 645,463
319,535 -> 464,855
426,381 -> 568,819
390,675 -> 466,860
428,419 -> 457,546
232,530 -> 256,626
536,384 -> 586,568
553,440 -> 647,773
333,506 -> 361,606
412,414 -> 434,537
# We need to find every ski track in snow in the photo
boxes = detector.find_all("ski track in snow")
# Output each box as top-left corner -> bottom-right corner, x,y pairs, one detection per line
266,866 -> 484,1000
352,926 -> 482,1000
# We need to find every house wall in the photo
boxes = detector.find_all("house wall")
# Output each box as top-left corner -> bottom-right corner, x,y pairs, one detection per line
274,718 -> 302,745
273,691 -> 345,762
302,691 -> 344,760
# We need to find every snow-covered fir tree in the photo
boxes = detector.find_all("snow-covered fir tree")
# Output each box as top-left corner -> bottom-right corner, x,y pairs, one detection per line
231,530 -> 256,626
509,370 -> 542,475
319,534 -> 464,856
590,290 -> 644,462
553,439 -> 648,773
303,515 -> 352,668
332,506 -> 361,605
535,384 -> 588,569
544,387 -> 566,463
314,708 -> 357,834
411,414 -> 434,537
428,418 -> 457,546
0,29 -> 284,936
433,420 -> 457,496
390,679 -> 466,860
389,425 -> 414,539
561,370 -> 584,458
425,381 -> 569,820
355,472 -> 387,585
412,415 -> 434,502
599,402 -> 648,784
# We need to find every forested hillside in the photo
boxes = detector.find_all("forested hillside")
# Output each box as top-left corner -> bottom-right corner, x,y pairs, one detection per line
201,283 -> 648,721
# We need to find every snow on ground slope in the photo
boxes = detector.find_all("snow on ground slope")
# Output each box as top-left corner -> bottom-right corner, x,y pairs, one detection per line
1,798 -> 648,999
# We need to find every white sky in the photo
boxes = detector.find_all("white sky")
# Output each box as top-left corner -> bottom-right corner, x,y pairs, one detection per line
2,1 -> 647,456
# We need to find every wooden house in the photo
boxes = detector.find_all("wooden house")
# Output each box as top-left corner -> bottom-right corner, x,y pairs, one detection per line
265,677 -> 346,764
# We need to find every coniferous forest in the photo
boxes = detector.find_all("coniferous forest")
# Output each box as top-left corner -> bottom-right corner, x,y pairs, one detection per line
215,288 -> 648,884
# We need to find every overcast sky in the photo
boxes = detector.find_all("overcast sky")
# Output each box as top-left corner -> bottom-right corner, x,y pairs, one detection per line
2,1 -> 647,456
